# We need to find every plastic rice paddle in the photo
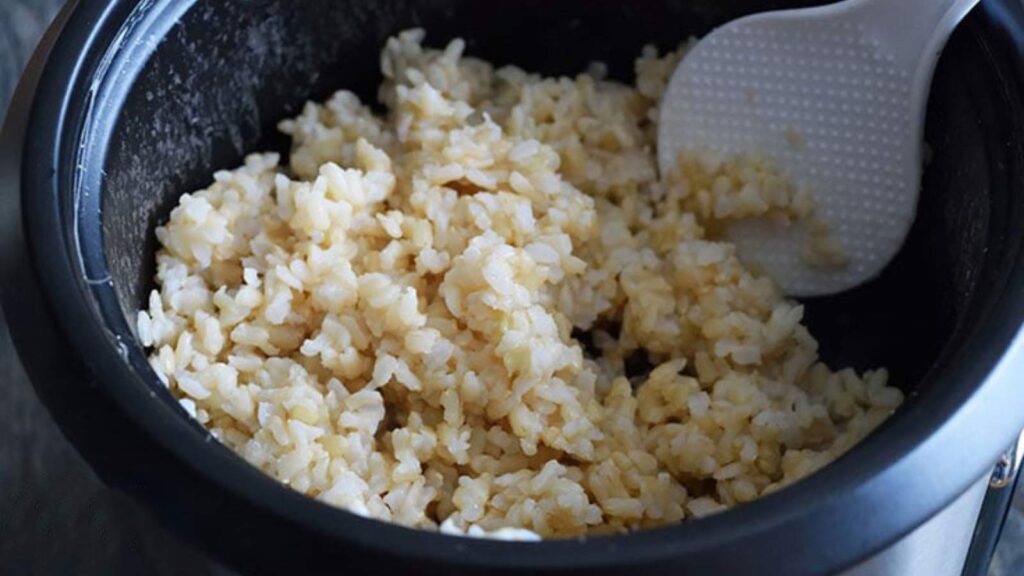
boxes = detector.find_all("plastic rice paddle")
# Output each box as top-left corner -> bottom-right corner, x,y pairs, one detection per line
658,0 -> 981,297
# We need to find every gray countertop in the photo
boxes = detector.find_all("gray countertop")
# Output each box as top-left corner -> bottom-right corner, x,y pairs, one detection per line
0,1 -> 1021,575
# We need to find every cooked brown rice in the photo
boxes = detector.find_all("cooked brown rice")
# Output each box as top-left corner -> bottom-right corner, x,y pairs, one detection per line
137,29 -> 902,540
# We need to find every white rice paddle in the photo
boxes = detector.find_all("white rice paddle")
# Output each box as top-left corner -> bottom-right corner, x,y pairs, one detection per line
659,0 -> 981,297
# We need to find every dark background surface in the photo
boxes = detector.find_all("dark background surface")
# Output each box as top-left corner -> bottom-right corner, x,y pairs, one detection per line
0,1 -> 1021,575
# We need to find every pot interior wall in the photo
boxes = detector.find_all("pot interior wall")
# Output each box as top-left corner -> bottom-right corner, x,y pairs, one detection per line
100,0 -> 1010,401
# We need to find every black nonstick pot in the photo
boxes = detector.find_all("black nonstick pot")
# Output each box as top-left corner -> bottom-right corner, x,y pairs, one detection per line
2,1 -> 1024,575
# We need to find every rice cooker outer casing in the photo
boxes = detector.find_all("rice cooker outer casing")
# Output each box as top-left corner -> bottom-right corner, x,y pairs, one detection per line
2,1 -> 1024,575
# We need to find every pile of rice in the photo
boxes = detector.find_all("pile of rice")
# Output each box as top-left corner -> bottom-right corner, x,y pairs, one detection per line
137,30 -> 902,540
